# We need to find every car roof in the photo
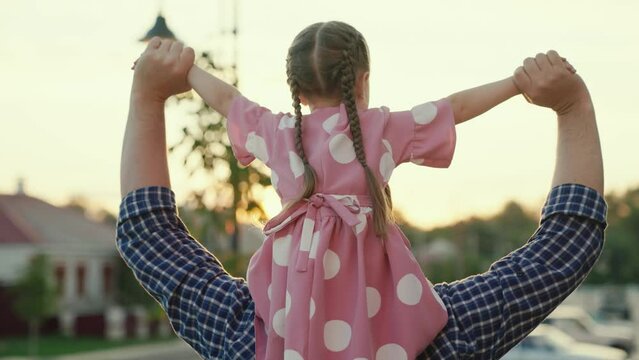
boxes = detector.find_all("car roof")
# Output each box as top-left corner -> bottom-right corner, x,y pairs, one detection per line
547,305 -> 589,319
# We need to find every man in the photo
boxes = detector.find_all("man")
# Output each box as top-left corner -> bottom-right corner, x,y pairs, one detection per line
117,38 -> 605,359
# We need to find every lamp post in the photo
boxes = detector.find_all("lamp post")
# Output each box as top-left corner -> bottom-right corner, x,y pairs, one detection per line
140,13 -> 177,41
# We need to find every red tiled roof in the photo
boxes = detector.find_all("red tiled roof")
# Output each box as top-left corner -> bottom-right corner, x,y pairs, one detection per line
0,194 -> 115,248
0,202 -> 35,244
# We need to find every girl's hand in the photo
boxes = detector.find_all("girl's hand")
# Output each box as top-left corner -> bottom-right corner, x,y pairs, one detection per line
131,37 -> 195,104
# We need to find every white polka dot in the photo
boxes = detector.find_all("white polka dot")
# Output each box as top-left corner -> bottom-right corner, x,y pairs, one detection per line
382,139 -> 393,153
354,208 -> 371,235
322,113 -> 340,133
245,132 -> 269,162
376,343 -> 407,360
366,287 -> 381,318
279,115 -> 296,129
273,308 -> 286,337
379,152 -> 395,182
324,320 -> 351,352
299,218 -> 315,252
396,274 -> 423,305
329,134 -> 356,164
323,249 -> 341,280
284,349 -> 304,360
267,284 -> 272,301
270,170 -> 279,192
273,235 -> 292,266
289,151 -> 304,178
309,298 -> 316,319
286,291 -> 292,315
309,231 -> 320,259
411,102 -> 438,125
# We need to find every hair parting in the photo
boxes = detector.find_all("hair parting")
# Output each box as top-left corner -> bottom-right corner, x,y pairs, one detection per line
286,21 -> 393,238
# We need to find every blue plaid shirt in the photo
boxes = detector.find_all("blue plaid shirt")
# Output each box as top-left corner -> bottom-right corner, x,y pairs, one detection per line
116,184 -> 607,359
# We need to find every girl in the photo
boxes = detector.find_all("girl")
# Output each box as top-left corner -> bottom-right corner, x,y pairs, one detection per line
188,21 -> 521,360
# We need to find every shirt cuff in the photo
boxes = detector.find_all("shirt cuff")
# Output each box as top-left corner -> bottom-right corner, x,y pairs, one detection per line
118,186 -> 177,224
541,183 -> 607,226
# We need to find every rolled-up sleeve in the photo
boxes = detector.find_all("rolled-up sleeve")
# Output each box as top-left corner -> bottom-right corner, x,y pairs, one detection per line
423,183 -> 607,359
116,186 -> 255,359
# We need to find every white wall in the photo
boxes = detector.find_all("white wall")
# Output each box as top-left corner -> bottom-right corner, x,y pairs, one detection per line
0,245 -> 35,284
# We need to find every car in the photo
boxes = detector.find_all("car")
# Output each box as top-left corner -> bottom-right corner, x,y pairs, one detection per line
502,325 -> 628,360
543,305 -> 635,354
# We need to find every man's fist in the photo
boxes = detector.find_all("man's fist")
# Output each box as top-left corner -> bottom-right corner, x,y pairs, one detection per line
131,37 -> 195,103
513,50 -> 589,115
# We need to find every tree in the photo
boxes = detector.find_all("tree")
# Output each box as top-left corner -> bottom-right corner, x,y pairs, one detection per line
170,52 -> 271,254
114,256 -> 156,309
587,186 -> 639,284
11,254 -> 56,357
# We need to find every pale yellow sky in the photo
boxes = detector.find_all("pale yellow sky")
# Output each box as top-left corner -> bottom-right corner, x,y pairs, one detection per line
1,0 -> 637,229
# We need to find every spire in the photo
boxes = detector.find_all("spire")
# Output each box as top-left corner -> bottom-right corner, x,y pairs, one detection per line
16,177 -> 25,195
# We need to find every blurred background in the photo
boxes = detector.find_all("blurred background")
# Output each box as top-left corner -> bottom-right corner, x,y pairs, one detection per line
1,0 -> 637,359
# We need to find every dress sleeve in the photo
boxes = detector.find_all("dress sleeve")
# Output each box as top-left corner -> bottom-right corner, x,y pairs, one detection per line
384,98 -> 456,168
116,186 -> 256,359
227,94 -> 281,166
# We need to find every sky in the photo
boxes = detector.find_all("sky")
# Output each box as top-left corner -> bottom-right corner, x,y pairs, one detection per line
1,0 -> 638,230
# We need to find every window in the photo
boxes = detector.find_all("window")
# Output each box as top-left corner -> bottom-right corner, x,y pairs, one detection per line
102,263 -> 113,296
54,264 -> 65,296
76,263 -> 86,297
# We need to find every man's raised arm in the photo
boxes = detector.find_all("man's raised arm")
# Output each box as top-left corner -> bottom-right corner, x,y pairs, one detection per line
120,37 -> 194,197
514,50 -> 603,194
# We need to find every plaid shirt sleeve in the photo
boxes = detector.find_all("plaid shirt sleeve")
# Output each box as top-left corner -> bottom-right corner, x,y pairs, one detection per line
422,183 -> 607,359
116,187 -> 256,360
117,183 -> 606,360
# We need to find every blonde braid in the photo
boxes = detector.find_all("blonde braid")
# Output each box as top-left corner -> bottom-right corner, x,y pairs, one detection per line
340,44 -> 391,238
289,75 -> 317,199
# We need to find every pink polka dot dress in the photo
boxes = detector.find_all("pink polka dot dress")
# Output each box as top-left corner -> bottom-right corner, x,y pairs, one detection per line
227,95 -> 456,360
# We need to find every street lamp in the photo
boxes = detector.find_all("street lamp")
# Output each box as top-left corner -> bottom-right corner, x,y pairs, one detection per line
140,13 -> 177,41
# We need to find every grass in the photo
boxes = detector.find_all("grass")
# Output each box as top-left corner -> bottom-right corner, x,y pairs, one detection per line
0,335 -> 174,357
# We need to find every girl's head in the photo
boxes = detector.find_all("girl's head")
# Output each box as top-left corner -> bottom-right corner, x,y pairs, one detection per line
286,21 -> 392,238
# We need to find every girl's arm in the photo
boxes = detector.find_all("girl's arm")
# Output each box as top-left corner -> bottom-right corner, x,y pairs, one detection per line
447,77 -> 520,125
188,65 -> 240,118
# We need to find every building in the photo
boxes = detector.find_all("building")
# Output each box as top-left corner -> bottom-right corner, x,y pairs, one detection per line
0,181 -> 117,337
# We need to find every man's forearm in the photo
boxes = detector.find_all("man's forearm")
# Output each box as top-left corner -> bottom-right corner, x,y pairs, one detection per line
120,94 -> 171,198
553,96 -> 604,195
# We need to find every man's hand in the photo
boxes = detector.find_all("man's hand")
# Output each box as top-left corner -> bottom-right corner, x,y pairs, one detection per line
131,37 -> 195,104
513,50 -> 590,115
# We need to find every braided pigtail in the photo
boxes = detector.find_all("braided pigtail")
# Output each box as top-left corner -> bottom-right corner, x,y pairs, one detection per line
340,46 -> 391,238
290,76 -> 317,199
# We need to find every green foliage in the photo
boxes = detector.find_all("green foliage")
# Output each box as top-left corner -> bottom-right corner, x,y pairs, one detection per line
11,254 -> 57,323
114,256 -> 156,309
401,185 -> 639,285
401,201 -> 538,283
216,252 -> 251,279
587,186 -> 639,284
11,254 -> 57,356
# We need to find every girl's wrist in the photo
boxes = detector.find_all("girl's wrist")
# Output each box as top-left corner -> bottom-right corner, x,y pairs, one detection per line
508,76 -> 523,96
